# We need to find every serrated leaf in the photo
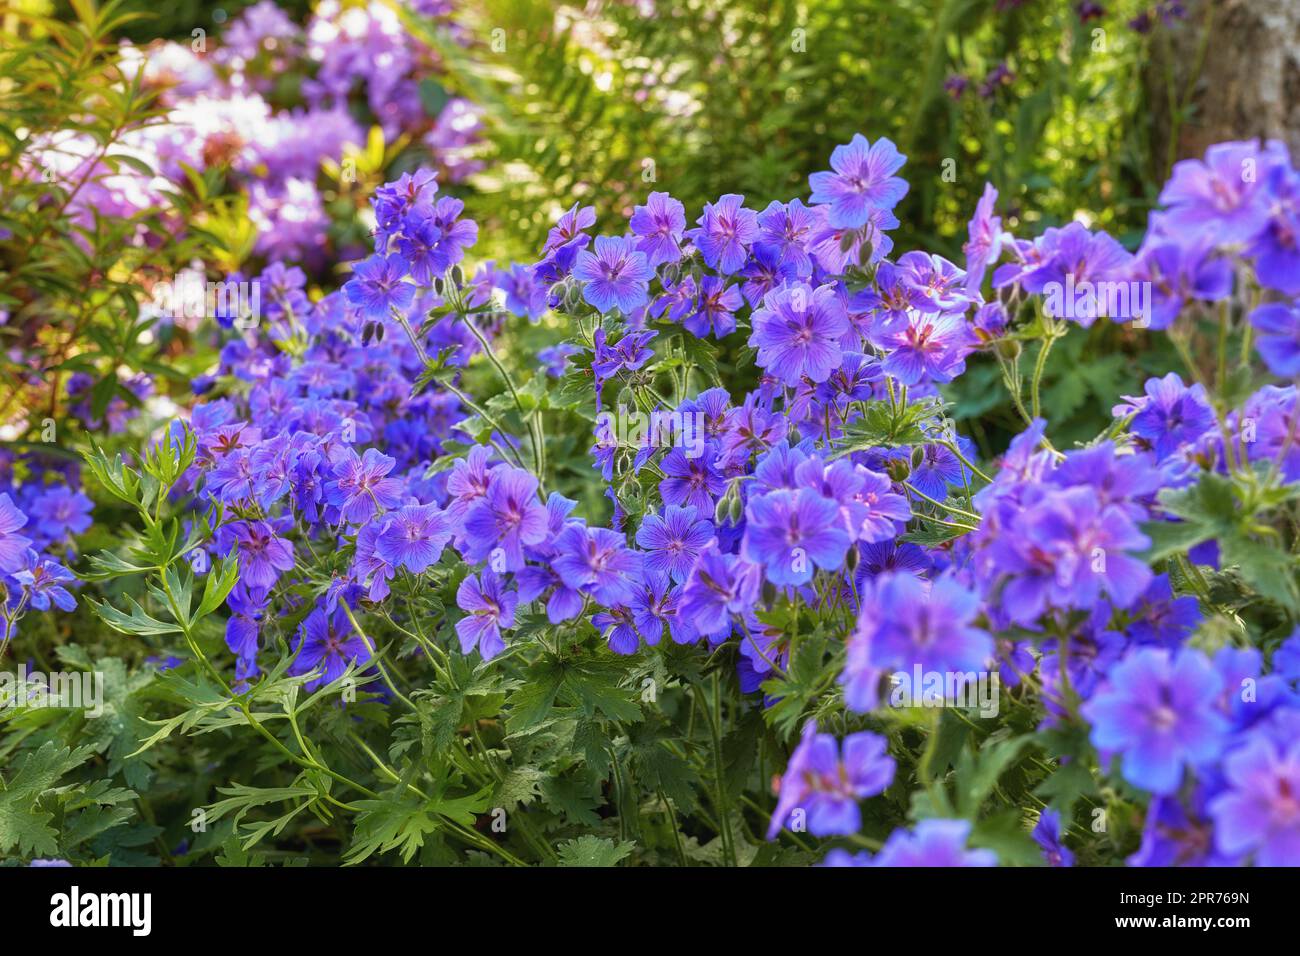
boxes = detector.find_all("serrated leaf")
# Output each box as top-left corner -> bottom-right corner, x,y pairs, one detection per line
556,835 -> 635,867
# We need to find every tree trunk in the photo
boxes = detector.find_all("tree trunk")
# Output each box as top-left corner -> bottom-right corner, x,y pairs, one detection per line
1149,0 -> 1300,164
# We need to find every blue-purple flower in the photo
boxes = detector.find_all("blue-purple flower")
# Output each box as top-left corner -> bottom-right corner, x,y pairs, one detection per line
808,134 -> 908,229
573,235 -> 654,314
749,282 -> 849,386
456,571 -> 517,661
343,253 -> 415,321
767,722 -> 895,839
1083,647 -> 1229,795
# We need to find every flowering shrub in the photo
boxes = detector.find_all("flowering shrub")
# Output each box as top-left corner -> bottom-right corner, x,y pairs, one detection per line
1,0 -> 479,451
8,125 -> 1300,868
4,8 -> 1300,871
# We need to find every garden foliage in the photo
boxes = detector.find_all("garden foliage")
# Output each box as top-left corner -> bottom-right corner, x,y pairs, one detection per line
4,1 -> 1298,869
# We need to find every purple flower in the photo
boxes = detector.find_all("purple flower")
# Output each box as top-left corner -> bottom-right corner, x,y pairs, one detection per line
543,202 -> 596,254
538,342 -> 582,377
0,494 -> 33,573
756,199 -> 816,276
907,443 -> 966,500
1082,647 -> 1229,795
853,468 -> 911,542
690,194 -> 759,275
499,263 -> 547,321
445,444 -> 496,530
12,554 -> 77,612
1126,574 -> 1202,648
1124,373 -> 1216,460
397,197 -> 478,283
376,502 -> 452,573
628,191 -> 686,267
896,251 -> 975,313
461,467 -> 549,571
220,520 -> 295,590
971,301 -> 1009,340
678,544 -> 761,641
852,571 -> 992,681
963,183 -> 1008,291
326,447 -> 404,525
1248,164 -> 1300,294
1207,736 -> 1300,866
1030,222 -> 1134,312
290,605 -> 371,691
767,722 -> 895,839
573,235 -> 653,314
658,444 -> 727,513
739,242 -> 798,308
875,311 -> 978,386
874,819 -> 997,867
455,570 -> 517,661
552,525 -> 642,607
593,604 -> 641,655
635,505 -> 713,584
808,135 -> 908,230
1032,809 -> 1075,867
718,395 -> 786,467
651,275 -> 697,321
372,170 -> 438,238
1128,238 -> 1233,330
344,254 -> 415,321
1128,794 -> 1235,866
991,487 -> 1152,624
628,571 -> 688,646
27,486 -> 93,540
749,282 -> 850,386
743,488 -> 851,586
1250,300 -> 1300,377
683,275 -> 742,339
1158,139 -> 1288,244
978,61 -> 1014,98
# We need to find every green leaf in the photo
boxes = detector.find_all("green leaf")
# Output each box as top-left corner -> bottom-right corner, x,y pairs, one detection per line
194,556 -> 239,624
0,742 -> 96,858
954,734 -> 1032,817
556,835 -> 635,867
87,595 -> 182,637
346,786 -> 491,865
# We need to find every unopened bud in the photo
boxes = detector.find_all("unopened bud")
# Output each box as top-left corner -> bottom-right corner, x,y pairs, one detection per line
994,337 -> 1021,361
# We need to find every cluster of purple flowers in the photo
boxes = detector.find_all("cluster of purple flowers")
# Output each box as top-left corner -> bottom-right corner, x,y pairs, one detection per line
21,121 -> 1300,868
0,467 -> 84,648
28,1 -> 482,271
